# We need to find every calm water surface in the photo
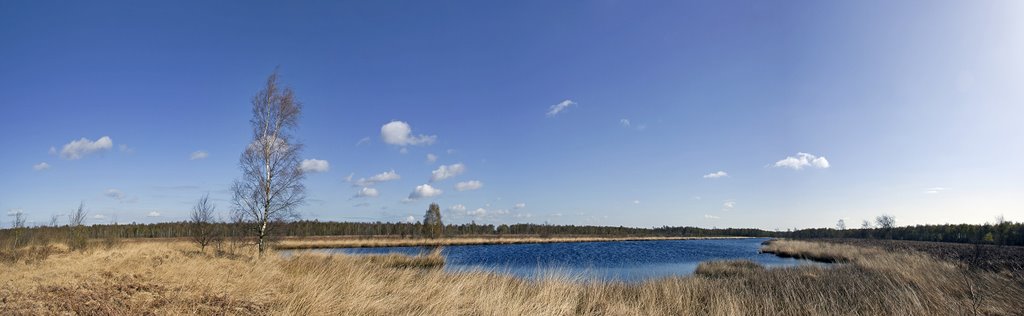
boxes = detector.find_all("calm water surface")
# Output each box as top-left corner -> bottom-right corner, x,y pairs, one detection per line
290,238 -> 825,281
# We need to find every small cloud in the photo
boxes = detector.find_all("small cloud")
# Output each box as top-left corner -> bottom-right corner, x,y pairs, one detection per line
447,149 -> 456,155
33,162 -> 50,171
105,189 -> 124,200
353,187 -> 379,198
344,173 -> 354,182
399,147 -> 408,154
449,204 -> 467,214
455,180 -> 483,191
513,202 -> 526,209
93,214 -> 106,220
60,136 -> 113,160
356,137 -> 371,146
620,119 -> 631,127
426,153 -> 438,164
704,214 -> 720,219
48,146 -> 57,155
405,215 -> 416,223
300,159 -> 330,173
351,170 -> 401,186
146,211 -> 160,217
924,187 -> 949,194
633,200 -> 641,204
381,121 -> 436,147
119,144 -> 134,153
703,171 -> 728,179
190,151 -> 209,160
723,201 -> 735,209
7,209 -> 23,216
408,184 -> 443,199
468,208 -> 487,216
546,100 -> 577,117
431,163 -> 466,182
773,152 -> 830,170
692,196 -> 702,200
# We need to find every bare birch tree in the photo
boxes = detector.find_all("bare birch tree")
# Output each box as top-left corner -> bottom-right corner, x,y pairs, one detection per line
232,70 -> 305,255
190,194 -> 218,252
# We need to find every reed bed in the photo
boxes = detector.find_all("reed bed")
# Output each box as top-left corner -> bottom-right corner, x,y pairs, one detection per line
1,239 -> 1021,315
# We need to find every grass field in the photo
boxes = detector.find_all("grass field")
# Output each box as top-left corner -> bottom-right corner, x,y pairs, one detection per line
2,238 -> 1022,315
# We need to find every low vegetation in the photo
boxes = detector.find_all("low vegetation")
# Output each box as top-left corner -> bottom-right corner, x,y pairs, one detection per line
3,238 -> 1022,315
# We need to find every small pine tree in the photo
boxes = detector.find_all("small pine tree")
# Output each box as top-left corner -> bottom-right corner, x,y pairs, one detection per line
423,203 -> 443,239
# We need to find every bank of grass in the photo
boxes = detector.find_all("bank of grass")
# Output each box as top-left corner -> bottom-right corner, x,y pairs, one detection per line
2,239 -> 1022,315
275,235 -> 742,249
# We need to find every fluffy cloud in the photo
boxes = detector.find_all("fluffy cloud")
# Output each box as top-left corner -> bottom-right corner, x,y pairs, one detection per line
353,187 -> 379,198
468,208 -> 487,216
723,201 -> 735,209
449,204 -> 467,214
546,99 -> 577,117
60,136 -> 113,160
300,159 -> 330,173
408,184 -> 443,199
147,211 -> 161,217
105,189 -> 124,200
352,170 -> 401,186
924,187 -> 949,194
455,180 -> 483,191
426,153 -> 438,163
514,202 -> 526,209
405,215 -> 416,223
93,214 -> 106,220
703,171 -> 728,179
190,151 -> 209,160
620,119 -> 631,127
430,163 -> 465,182
33,162 -> 50,171
773,152 -> 830,170
381,121 -> 436,146
704,214 -> 720,219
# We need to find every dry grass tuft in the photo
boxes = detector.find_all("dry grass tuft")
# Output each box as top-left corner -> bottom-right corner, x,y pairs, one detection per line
2,238 -> 1022,315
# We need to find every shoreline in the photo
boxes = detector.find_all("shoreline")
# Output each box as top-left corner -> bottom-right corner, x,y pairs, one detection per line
274,235 -> 755,250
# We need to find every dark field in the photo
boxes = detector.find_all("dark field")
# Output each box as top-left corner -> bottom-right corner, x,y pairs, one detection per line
807,238 -> 1024,272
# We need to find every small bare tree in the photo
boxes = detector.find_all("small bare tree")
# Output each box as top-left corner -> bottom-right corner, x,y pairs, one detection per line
232,70 -> 306,255
190,194 -> 218,252
67,203 -> 89,251
11,211 -> 27,248
835,219 -> 846,231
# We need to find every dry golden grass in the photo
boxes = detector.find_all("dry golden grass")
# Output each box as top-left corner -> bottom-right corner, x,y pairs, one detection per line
275,235 -> 742,249
2,238 -> 1022,315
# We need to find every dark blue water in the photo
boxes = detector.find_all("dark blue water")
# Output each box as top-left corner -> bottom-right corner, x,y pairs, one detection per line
290,238 -> 825,281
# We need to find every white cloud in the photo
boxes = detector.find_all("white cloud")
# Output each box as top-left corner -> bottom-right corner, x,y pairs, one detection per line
381,121 -> 437,146
633,200 -> 641,204
924,187 -> 949,194
147,211 -> 161,217
7,209 -> 23,216
408,184 -> 443,199
354,187 -> 379,198
405,215 -> 416,223
723,201 -> 735,209
773,152 -> 830,170
703,171 -> 728,179
105,189 -> 124,200
430,163 -> 466,182
352,170 -> 401,186
356,137 -> 371,146
119,144 -> 133,153
33,162 -> 50,171
620,119 -> 631,127
426,153 -> 438,164
60,136 -> 113,160
300,159 -> 330,173
93,214 -> 106,220
704,214 -> 720,219
546,99 -> 577,117
455,180 -> 483,191
449,204 -> 467,214
468,208 -> 487,216
514,202 -> 526,209
190,151 -> 209,160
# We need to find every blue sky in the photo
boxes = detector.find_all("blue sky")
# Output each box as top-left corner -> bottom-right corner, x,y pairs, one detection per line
2,1 -> 1022,229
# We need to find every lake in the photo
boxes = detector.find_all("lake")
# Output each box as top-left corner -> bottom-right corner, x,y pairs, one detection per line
289,237 -> 825,281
